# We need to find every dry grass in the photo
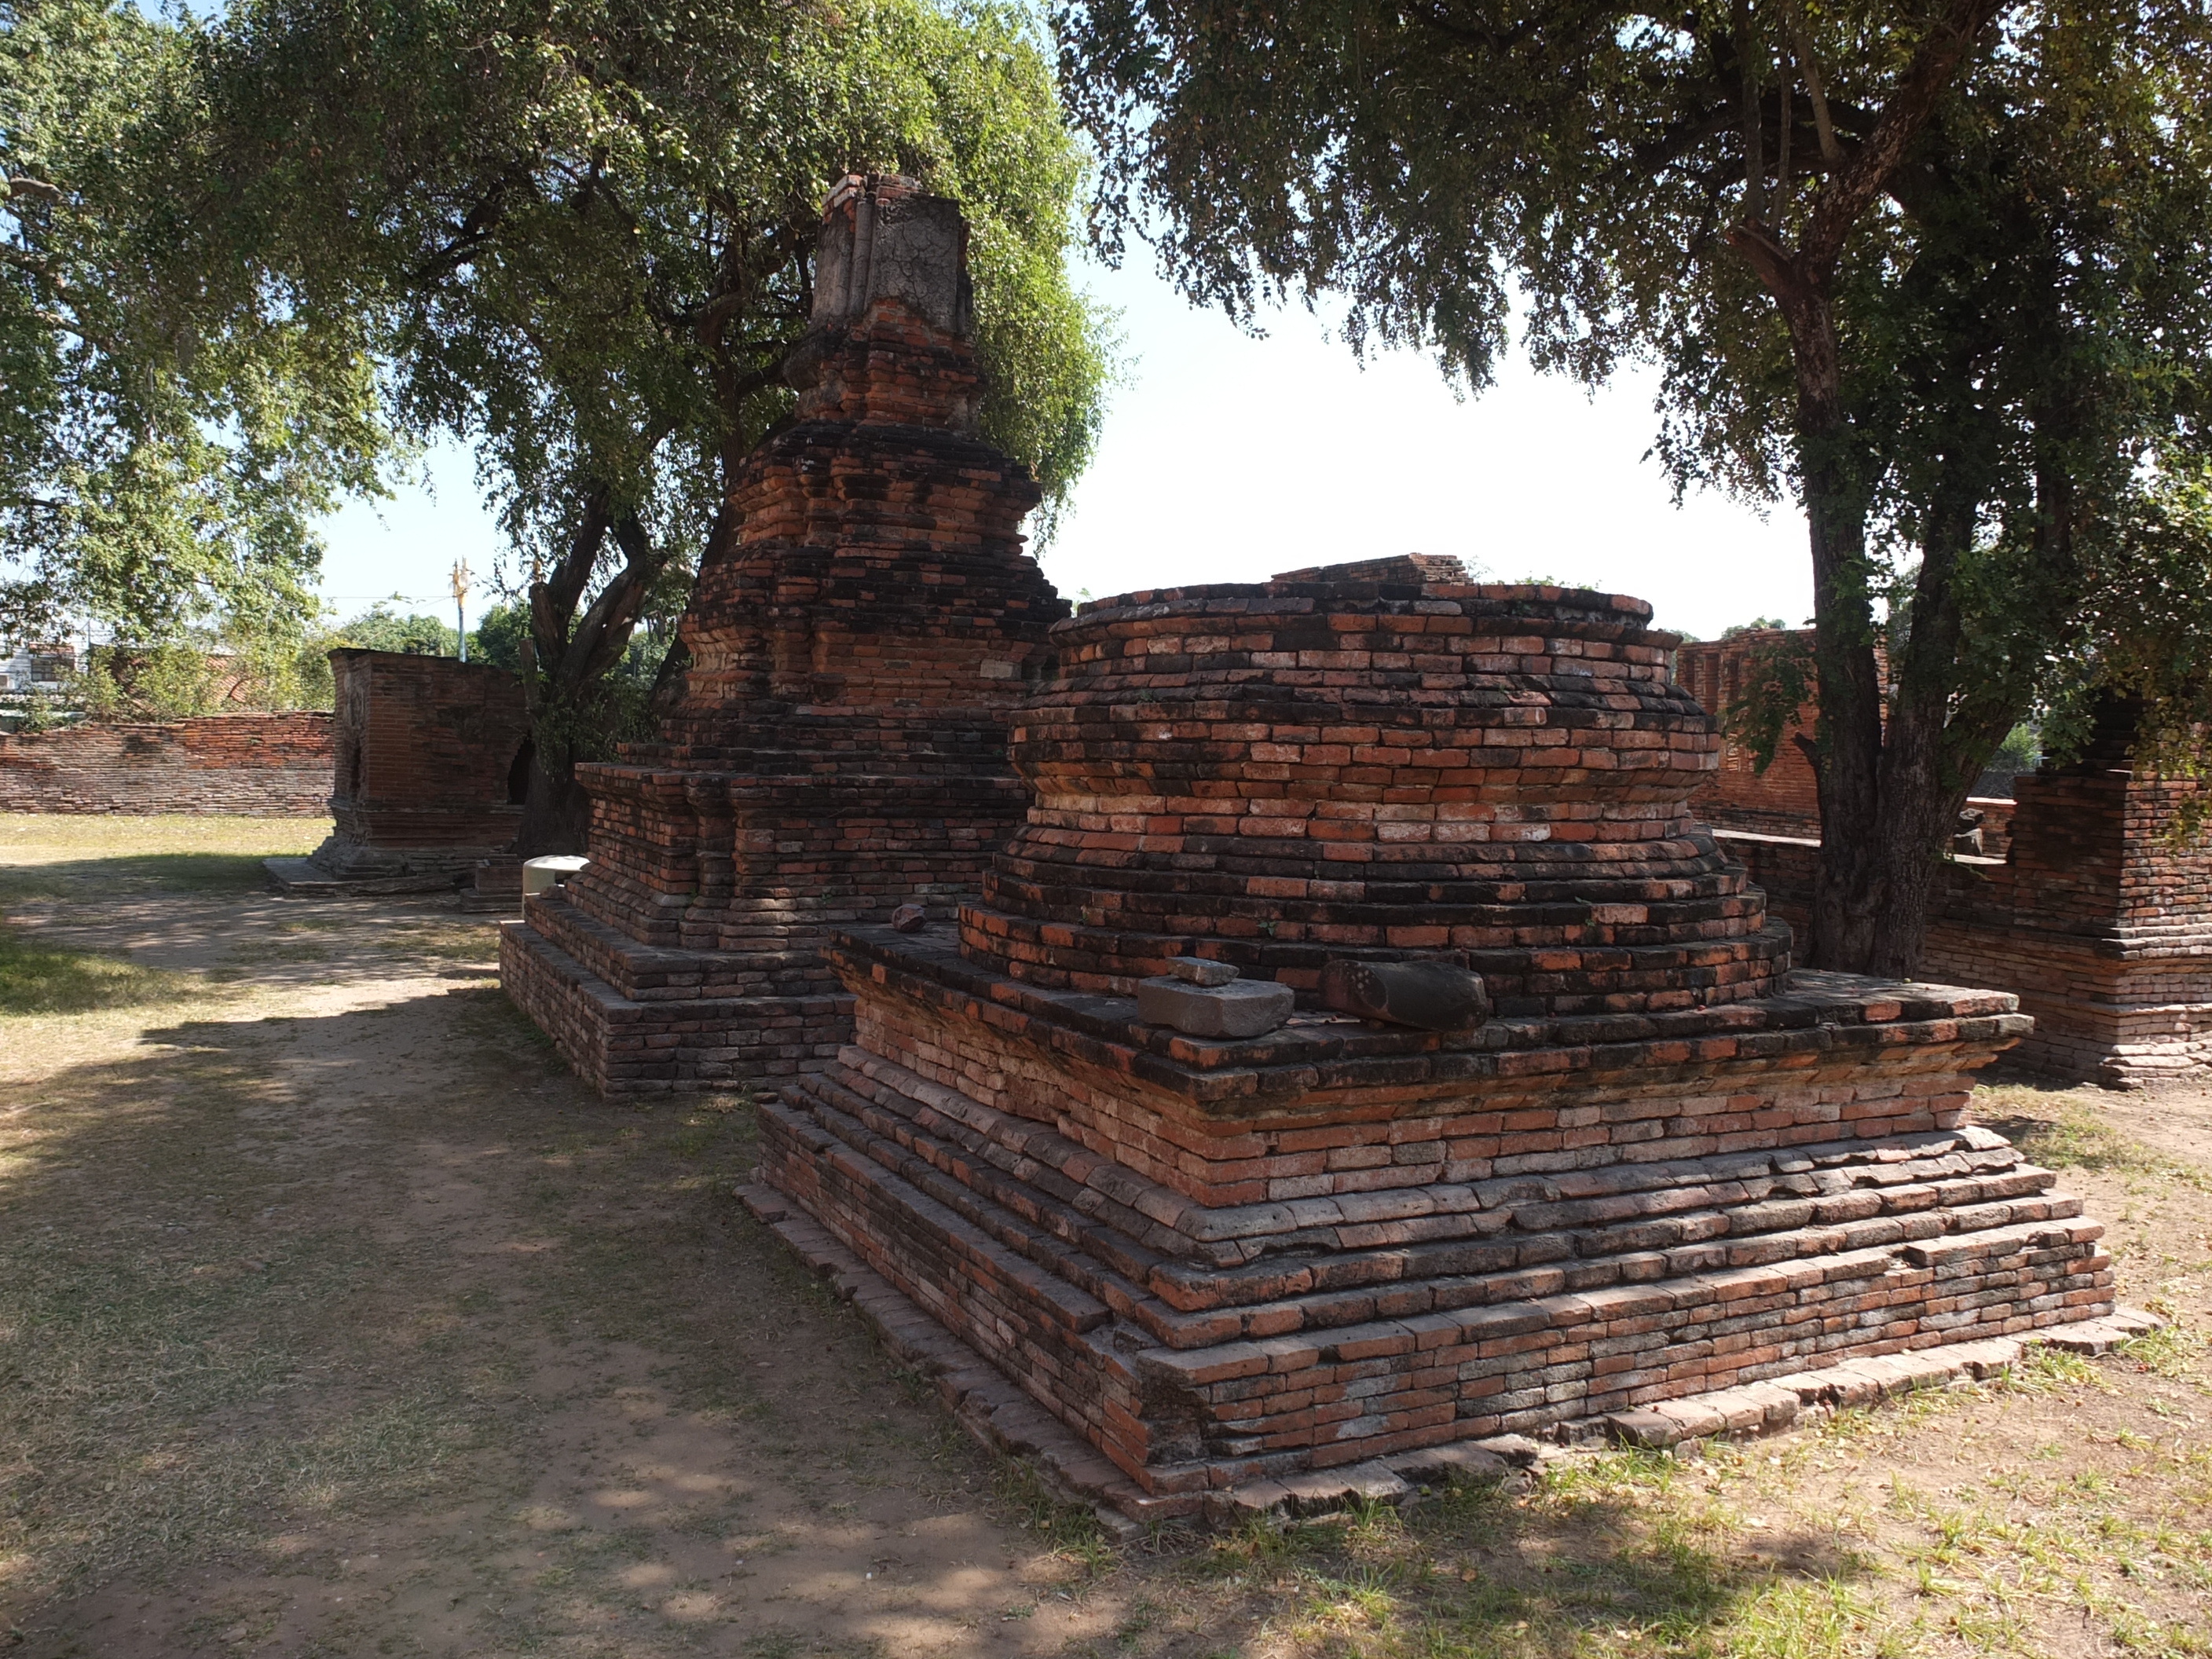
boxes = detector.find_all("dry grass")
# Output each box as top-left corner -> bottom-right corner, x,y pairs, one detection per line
0,815 -> 2207,1657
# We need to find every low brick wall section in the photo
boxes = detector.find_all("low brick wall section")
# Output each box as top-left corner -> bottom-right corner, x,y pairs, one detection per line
1724,824 -> 2212,1085
0,713 -> 333,815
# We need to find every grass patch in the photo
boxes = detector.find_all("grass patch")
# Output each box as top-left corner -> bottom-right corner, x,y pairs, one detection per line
0,920 -> 200,1015
1973,1082 -> 2212,1193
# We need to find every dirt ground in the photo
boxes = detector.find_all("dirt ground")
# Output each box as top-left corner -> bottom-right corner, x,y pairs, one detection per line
0,813 -> 2206,1659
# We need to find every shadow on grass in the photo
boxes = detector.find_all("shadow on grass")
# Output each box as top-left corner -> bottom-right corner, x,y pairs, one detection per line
1166,1466 -> 1883,1658
0,849 -> 290,903
0,986 -> 568,1618
0,923 -> 201,1014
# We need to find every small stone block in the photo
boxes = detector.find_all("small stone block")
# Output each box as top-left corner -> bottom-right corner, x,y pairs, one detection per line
1473,1434 -> 1546,1468
1318,958 -> 1491,1031
1137,976 -> 1295,1038
890,903 -> 928,932
1167,955 -> 1239,986
1277,1461 -> 1410,1516
1390,1442 -> 1513,1485
1606,1408 -> 1683,1449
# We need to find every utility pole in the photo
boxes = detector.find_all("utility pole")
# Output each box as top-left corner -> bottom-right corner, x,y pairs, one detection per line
451,559 -> 473,663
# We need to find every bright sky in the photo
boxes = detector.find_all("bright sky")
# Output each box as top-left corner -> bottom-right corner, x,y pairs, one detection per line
316,254 -> 1815,641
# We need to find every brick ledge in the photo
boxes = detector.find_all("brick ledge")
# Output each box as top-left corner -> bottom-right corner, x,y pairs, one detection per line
735,1179 -> 2155,1531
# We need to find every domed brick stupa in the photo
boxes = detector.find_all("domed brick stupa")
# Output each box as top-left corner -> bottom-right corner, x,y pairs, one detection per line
501,175 -> 1066,1091
748,556 -> 2127,1522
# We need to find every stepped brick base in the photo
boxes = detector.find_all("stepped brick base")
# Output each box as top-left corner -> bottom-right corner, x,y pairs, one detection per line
501,892 -> 851,1094
742,1179 -> 2154,1525
757,928 -> 2115,1519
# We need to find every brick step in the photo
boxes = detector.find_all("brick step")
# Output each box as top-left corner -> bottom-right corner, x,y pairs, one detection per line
986,859 -> 1763,914
747,1161 -> 2153,1532
782,1064 -> 2090,1350
756,1101 -> 2115,1507
954,903 -> 1793,1013
529,892 -> 840,1001
815,1045 -> 2042,1267
500,921 -> 851,1093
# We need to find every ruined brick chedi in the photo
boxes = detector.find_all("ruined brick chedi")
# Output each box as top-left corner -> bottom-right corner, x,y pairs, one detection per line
501,175 -> 1064,1090
754,558 -> 2118,1519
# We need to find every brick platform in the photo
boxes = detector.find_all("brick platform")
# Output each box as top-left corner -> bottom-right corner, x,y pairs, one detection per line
288,650 -> 531,890
760,561 -> 2113,1520
0,713 -> 333,815
1697,672 -> 2212,1084
502,176 -> 1065,1092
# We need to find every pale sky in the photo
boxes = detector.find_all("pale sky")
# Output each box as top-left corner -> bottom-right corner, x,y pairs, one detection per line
316,254 -> 1815,642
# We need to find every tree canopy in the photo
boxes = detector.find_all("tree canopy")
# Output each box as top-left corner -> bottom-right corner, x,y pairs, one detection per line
173,0 -> 1112,849
1,0 -> 388,650
1058,0 -> 2212,973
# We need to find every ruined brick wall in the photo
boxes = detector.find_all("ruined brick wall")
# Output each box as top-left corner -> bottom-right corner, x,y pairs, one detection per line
758,560 -> 2111,1519
0,714 -> 333,815
504,174 -> 1068,1093
313,650 -> 530,877
1674,632 -> 1825,837
1723,749 -> 2212,1083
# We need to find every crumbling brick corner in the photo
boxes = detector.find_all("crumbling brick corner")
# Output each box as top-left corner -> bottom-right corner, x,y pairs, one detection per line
301,649 -> 531,884
500,174 -> 1067,1092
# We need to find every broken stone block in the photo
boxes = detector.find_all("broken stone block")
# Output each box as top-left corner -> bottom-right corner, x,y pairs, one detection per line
1166,955 -> 1238,987
890,903 -> 928,933
1135,976 -> 1295,1038
1319,958 -> 1491,1031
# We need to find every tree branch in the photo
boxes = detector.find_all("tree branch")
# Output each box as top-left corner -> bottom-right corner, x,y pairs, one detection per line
1800,0 -> 2011,273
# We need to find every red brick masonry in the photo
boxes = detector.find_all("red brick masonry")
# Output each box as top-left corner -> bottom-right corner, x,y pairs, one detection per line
1678,632 -> 2210,1083
502,176 -> 1065,1091
0,713 -> 333,815
308,650 -> 531,881
762,562 -> 2111,1518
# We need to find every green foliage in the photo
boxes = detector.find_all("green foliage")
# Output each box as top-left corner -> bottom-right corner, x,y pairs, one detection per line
67,627 -> 339,719
332,604 -> 458,657
467,602 -> 529,672
2036,460 -> 2212,840
1988,722 -> 2039,778
1,0 -> 390,649
1723,630 -> 1818,777
189,0 -> 1113,561
1060,0 -> 2212,965
1721,617 -> 1791,639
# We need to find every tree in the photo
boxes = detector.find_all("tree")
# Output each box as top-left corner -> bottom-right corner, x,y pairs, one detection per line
1057,0 -> 2212,975
1,1 -> 387,657
181,0 -> 1113,852
333,603 -> 459,657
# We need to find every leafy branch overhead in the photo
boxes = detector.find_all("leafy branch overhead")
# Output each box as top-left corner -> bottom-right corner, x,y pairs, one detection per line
1057,0 -> 2212,975
1,1 -> 389,650
134,0 -> 1115,851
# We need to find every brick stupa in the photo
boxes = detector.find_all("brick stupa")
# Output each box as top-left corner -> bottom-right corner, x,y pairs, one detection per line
750,558 -> 2121,1521
502,175 -> 1066,1091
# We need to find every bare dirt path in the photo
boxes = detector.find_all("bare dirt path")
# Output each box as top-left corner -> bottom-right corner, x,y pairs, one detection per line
1,815 -> 2206,1659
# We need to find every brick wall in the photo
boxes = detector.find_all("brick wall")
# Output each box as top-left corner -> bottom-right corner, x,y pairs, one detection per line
760,562 -> 2112,1519
312,650 -> 530,877
1674,632 -> 1825,837
505,175 -> 1067,1092
0,713 -> 333,815
1723,749 -> 2212,1085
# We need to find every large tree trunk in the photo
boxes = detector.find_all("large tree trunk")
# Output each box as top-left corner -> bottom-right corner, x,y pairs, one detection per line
512,487 -> 675,860
1716,0 -> 2014,976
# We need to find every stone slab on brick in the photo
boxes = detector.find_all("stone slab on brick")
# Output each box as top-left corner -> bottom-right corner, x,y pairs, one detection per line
1136,976 -> 1295,1038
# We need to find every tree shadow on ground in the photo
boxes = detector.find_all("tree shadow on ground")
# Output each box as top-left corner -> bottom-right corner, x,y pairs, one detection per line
0,849 -> 295,901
